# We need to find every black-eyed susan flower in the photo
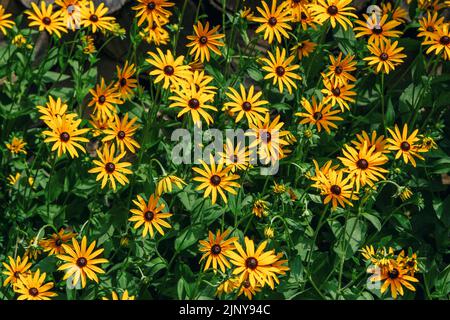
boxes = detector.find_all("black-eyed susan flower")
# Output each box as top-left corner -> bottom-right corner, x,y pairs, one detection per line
24,238 -> 42,260
115,61 -> 138,100
351,130 -> 389,154
102,290 -> 135,300
261,47 -> 301,94
88,78 -> 123,120
272,181 -> 287,193
39,228 -> 77,256
364,39 -> 407,73
88,143 -> 132,190
2,256 -> 32,287
381,2 -> 408,23
55,0 -> 83,31
129,194 -> 172,238
316,169 -> 358,210
309,0 -> 357,30
0,5 -> 15,35
185,70 -> 217,98
237,280 -> 262,300
37,96 -> 73,125
308,159 -> 339,186
418,135 -> 438,152
296,96 -> 343,134
80,1 -> 115,33
146,48 -> 191,90
132,0 -> 174,27
398,186 -> 413,202
218,139 -> 252,172
199,229 -> 238,273
102,113 -> 140,154
89,114 -> 113,138
325,52 -> 357,86
338,142 -> 389,191
291,39 -> 317,60
321,76 -> 356,112
386,124 -> 425,167
5,137 -> 27,155
216,278 -> 239,297
400,251 -> 419,276
224,84 -> 269,125
418,11 -> 445,40
264,226 -> 275,239
297,6 -> 318,30
57,236 -> 108,289
369,263 -> 419,299
192,154 -> 240,205
252,0 -> 292,44
168,84 -> 217,126
25,1 -> 67,38
43,115 -> 90,158
156,175 -> 186,195
140,21 -> 170,45
418,0 -> 444,12
252,199 -> 270,218
81,34 -> 96,54
354,14 -> 402,46
423,24 -> 450,60
14,269 -> 57,300
227,237 -> 286,289
285,0 -> 308,21
186,21 -> 225,62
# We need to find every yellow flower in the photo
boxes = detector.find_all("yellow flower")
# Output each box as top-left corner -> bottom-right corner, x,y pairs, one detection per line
381,2 -> 408,23
418,135 -> 438,152
102,113 -> 140,154
364,39 -> 407,73
237,280 -> 262,300
37,96 -> 74,125
140,21 -> 170,45
186,21 -> 225,62
132,0 -> 174,27
88,78 -> 123,120
115,61 -> 138,100
369,262 -> 419,299
218,139 -> 252,173
12,34 -> 32,49
351,130 -> 389,154
156,175 -> 186,195
198,229 -> 238,273
321,75 -> 356,112
80,1 -> 115,33
309,0 -> 357,30
354,14 -> 402,46
224,84 -> 269,125
261,47 -> 301,94
55,0 -> 84,31
39,228 -> 77,256
81,35 -> 96,54
386,124 -> 425,167
272,181 -> 287,193
14,269 -> 57,300
0,5 -> 15,35
129,194 -> 172,238
324,52 -> 357,87
309,159 -> 339,186
88,143 -> 133,190
216,278 -> 239,297
399,187 -> 413,202
252,0 -> 292,44
25,1 -> 67,38
89,114 -> 113,138
423,23 -> 450,60
7,173 -> 21,186
291,40 -> 317,60
252,199 -> 270,218
57,236 -> 108,289
5,137 -> 27,155
417,11 -> 445,40
102,290 -> 135,300
317,168 -> 358,210
296,96 -> 343,134
264,226 -> 275,239
2,256 -> 32,287
296,6 -> 318,30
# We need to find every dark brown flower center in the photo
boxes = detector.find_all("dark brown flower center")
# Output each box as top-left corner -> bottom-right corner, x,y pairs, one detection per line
60,132 -> 70,142
330,185 -> 341,195
199,36 -> 208,45
231,154 -> 239,163
300,12 -> 307,20
335,66 -> 343,75
42,17 -> 51,25
275,66 -> 285,76
210,174 -> 221,186
119,78 -> 127,87
55,238 -> 63,246
76,257 -> 87,268
164,65 -> 174,75
29,287 -> 39,297
327,5 -> 338,15
105,162 -> 115,173
147,1 -> 156,10
243,280 -> 251,288
188,98 -> 200,109
400,141 -> 411,151
268,17 -> 277,26
356,159 -> 369,170
90,14 -> 99,23
144,210 -> 155,221
388,268 -> 399,279
211,244 -> 221,255
118,131 -> 126,140
372,25 -> 383,35
407,260 -> 415,267
313,112 -> 323,120
426,26 -> 435,32
380,53 -> 389,61
14,271 -> 21,278
261,131 -> 272,143
439,36 -> 450,45
331,87 -> 341,96
98,95 -> 106,104
242,101 -> 252,111
245,257 -> 258,270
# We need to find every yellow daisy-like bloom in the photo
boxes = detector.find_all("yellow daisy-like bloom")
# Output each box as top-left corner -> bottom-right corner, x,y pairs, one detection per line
296,96 -> 343,134
321,76 -> 356,112
261,47 -> 301,94
25,1 -> 67,38
354,14 -> 402,46
237,280 -> 262,300
216,278 -> 239,297
351,130 -> 389,154
224,84 -> 269,125
325,52 -> 357,87
129,194 -> 172,238
57,236 -> 108,289
115,61 -> 138,100
12,34 -> 32,49
88,78 -> 123,120
39,228 -> 77,256
227,237 -> 287,289
140,21 -> 170,46
192,154 -> 240,205
264,226 -> 275,239
418,135 -> 438,152
168,84 -> 217,126
316,169 -> 358,210
80,1 -> 115,33
252,199 -> 270,218
252,0 -> 292,44
0,5 -> 15,35
369,263 -> 419,299
82,34 -> 96,54
14,269 -> 57,300
132,0 -> 174,27
272,181 -> 287,193
286,0 -> 308,21
309,0 -> 357,30
418,0 -> 445,12
7,173 -> 21,186
360,245 -> 377,263
291,40 -> 317,60
423,24 -> 450,60
247,113 -> 291,164
5,137 -> 27,155
2,256 -> 32,287
102,290 -> 135,300
400,252 -> 419,276
417,11 -> 445,40
381,2 -> 408,23
89,114 -> 113,138
199,229 -> 238,273
386,124 -> 425,167
338,142 -> 389,191
55,0 -> 83,31
102,113 -> 140,154
399,187 -> 413,202
297,6 -> 318,30
309,159 -> 339,186
364,39 -> 407,74
43,115 -> 90,158
218,139 -> 252,173
156,175 -> 186,195
88,143 -> 132,190
184,70 -> 217,98
186,21 -> 225,62
37,96 -> 74,125
146,48 -> 191,90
